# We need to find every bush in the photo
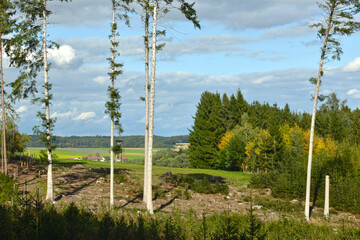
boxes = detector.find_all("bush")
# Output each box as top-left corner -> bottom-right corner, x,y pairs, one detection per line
163,174 -> 229,195
153,149 -> 190,168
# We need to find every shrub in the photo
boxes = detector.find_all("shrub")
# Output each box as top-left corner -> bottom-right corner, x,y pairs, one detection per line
153,149 -> 190,168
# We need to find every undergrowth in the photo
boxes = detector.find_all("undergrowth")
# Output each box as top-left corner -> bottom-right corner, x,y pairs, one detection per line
0,194 -> 359,240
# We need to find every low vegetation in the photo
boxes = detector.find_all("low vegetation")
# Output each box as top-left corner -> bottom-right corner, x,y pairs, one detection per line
0,193 -> 359,240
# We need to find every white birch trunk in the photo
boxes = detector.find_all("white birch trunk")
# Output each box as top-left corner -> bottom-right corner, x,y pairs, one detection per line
43,0 -> 53,202
324,175 -> 330,218
305,4 -> 334,221
110,0 -> 116,207
0,30 -> 8,176
146,0 -> 158,214
143,2 -> 150,204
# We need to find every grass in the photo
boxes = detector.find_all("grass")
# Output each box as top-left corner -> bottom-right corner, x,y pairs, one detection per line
26,148 -> 251,187
29,148 -> 251,186
27,147 -> 164,161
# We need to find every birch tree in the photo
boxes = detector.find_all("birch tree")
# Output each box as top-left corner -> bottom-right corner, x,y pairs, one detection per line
1,0 -> 42,175
8,0 -> 70,202
42,0 -> 56,202
140,0 -> 200,212
105,0 -> 132,207
305,0 -> 360,221
138,0 -> 151,204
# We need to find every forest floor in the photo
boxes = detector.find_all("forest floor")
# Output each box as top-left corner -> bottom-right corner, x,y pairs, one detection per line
7,162 -> 360,228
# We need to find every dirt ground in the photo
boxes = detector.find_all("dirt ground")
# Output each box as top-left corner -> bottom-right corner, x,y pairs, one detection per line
7,162 -> 360,226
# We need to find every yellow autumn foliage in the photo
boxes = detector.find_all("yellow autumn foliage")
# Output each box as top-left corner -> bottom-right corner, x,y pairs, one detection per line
303,130 -> 338,157
245,141 -> 255,156
218,130 -> 234,150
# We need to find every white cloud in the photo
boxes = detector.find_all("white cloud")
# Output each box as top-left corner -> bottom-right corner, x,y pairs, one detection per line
73,112 -> 96,121
51,108 -> 77,118
93,76 -> 108,85
125,88 -> 135,94
343,57 -> 360,72
48,45 -> 77,68
253,75 -> 275,84
347,89 -> 360,98
16,106 -> 27,113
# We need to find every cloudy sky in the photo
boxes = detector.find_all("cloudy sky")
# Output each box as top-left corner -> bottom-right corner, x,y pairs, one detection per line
6,0 -> 360,137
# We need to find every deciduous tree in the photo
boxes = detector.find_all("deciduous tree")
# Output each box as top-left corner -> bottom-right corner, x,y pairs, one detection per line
105,0 -> 132,207
305,0 -> 360,220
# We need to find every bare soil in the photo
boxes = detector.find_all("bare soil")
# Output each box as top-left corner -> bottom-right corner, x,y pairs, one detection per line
7,162 -> 360,226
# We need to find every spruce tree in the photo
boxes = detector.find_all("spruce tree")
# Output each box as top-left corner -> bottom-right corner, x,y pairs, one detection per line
188,92 -> 225,169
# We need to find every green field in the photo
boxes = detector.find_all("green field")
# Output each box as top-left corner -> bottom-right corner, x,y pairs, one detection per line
27,147 -> 154,161
27,148 -> 251,186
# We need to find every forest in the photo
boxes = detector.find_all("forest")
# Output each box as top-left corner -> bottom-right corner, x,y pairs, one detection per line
188,90 -> 360,214
26,135 -> 188,148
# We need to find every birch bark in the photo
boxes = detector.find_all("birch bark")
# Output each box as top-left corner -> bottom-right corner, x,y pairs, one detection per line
304,3 -> 334,221
43,0 -> 54,202
110,0 -> 116,207
146,0 -> 158,214
143,0 -> 150,203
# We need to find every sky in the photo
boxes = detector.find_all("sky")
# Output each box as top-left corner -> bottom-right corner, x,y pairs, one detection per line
4,0 -> 360,137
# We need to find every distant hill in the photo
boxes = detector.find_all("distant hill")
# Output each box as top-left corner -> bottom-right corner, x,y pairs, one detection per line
25,135 -> 189,149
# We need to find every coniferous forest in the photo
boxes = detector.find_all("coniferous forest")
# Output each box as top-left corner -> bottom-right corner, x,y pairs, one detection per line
188,90 -> 360,214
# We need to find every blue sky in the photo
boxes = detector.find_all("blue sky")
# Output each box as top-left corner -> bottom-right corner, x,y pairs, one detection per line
5,0 -> 360,137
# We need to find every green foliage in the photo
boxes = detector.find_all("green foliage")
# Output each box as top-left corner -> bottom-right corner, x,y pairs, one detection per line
188,91 -> 225,169
0,117 -> 28,160
1,198 -> 360,239
112,144 -> 123,158
114,173 -> 128,184
164,173 -> 229,195
105,88 -> 123,135
311,0 -> 360,62
190,89 -> 360,214
153,149 -> 190,168
0,173 -> 17,203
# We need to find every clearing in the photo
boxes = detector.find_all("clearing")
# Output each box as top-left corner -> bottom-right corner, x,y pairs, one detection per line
6,148 -> 360,227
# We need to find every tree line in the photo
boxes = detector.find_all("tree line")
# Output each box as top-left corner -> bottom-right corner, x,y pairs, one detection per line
188,89 -> 360,214
25,135 -> 188,148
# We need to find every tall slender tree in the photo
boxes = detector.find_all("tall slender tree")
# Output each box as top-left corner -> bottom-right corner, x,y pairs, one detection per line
1,0 -> 42,175
42,0 -> 54,201
140,0 -> 200,212
9,0 -> 71,202
106,0 -> 132,207
145,0 -> 158,214
1,28 -> 7,175
305,0 -> 360,221
1,0 -> 18,175
139,0 -> 151,204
